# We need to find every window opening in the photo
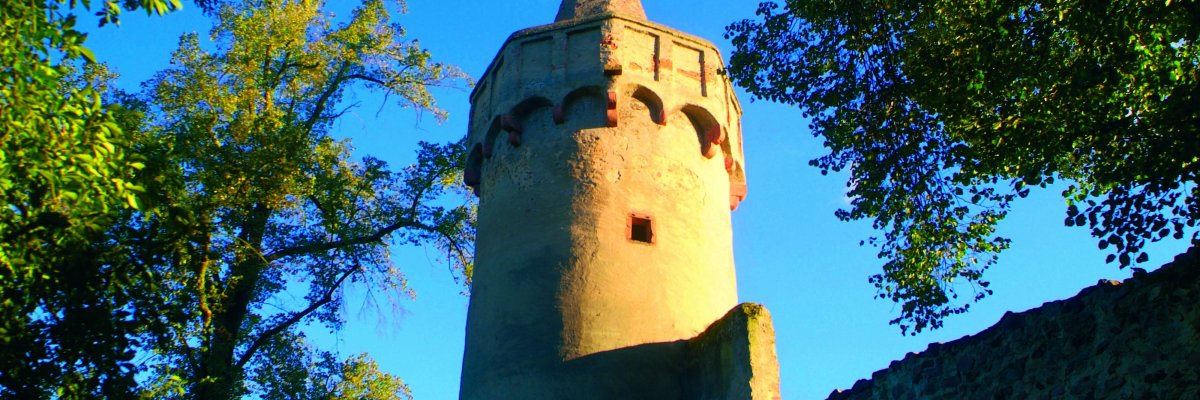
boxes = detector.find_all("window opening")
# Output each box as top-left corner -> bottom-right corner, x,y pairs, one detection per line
628,213 -> 654,244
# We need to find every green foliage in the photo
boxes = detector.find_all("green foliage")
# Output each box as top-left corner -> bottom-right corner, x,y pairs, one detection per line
331,354 -> 414,400
117,0 -> 472,397
245,331 -> 413,400
1,0 -> 471,397
727,0 -> 1200,334
140,329 -> 413,399
0,0 -> 177,397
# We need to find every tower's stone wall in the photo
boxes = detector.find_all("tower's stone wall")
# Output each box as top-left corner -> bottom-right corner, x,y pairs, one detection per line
827,247 -> 1200,400
459,10 -> 763,400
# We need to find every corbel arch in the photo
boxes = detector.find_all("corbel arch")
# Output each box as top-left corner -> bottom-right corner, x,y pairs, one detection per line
628,85 -> 666,126
483,116 -> 503,158
558,85 -> 608,129
679,104 -> 746,210
504,96 -> 554,147
680,104 -> 724,159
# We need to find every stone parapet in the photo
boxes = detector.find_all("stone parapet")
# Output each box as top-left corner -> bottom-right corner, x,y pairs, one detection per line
464,12 -> 747,208
827,246 -> 1200,400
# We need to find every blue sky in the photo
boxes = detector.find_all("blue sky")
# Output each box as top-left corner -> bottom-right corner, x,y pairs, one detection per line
81,1 -> 1193,398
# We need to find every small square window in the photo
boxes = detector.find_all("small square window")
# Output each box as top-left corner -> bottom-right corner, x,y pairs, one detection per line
628,213 -> 654,244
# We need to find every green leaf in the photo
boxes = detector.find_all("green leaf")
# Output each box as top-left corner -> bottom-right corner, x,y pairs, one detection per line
77,46 -> 96,63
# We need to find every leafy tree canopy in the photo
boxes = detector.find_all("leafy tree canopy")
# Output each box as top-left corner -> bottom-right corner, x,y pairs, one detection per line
727,0 -> 1200,334
1,0 -> 472,397
126,0 -> 472,397
0,0 -> 180,396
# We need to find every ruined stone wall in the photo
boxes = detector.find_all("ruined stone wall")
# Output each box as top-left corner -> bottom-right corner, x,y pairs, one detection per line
827,246 -> 1200,400
686,303 -> 781,400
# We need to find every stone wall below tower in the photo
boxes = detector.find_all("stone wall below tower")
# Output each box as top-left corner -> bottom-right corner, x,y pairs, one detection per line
827,246 -> 1200,400
687,303 -> 782,400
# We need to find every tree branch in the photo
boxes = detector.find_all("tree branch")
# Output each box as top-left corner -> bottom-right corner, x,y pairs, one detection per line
301,61 -> 349,135
345,73 -> 389,86
234,263 -> 358,369
267,159 -> 458,263
265,218 -> 446,262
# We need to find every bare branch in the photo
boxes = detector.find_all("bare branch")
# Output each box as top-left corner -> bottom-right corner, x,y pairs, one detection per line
265,217 -> 449,262
266,220 -> 413,261
234,263 -> 358,369
301,61 -> 349,135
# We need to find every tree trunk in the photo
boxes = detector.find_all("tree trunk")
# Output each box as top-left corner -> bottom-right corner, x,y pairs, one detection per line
193,203 -> 270,400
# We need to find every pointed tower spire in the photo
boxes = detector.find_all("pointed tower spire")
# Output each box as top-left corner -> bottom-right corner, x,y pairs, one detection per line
555,0 -> 646,22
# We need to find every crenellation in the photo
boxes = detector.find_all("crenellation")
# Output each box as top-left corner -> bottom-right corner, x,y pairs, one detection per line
623,26 -> 661,80
465,16 -> 742,136
520,37 -> 554,92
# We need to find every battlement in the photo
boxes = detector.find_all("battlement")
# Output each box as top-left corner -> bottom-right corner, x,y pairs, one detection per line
464,14 -> 747,210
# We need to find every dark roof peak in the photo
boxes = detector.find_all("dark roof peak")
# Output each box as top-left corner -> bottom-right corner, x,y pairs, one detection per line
555,0 -> 646,22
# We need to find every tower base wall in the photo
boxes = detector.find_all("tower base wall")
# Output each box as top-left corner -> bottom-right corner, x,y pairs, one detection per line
458,302 -> 782,400
686,303 -> 783,400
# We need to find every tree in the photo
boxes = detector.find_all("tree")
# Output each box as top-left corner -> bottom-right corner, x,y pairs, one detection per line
726,0 -> 1200,334
0,0 -> 182,397
1,0 -> 471,397
117,0 -> 473,397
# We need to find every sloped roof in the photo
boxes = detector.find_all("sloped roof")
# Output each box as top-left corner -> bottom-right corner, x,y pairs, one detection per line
555,0 -> 646,22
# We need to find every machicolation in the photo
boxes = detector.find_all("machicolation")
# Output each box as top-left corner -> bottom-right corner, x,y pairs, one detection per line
463,13 -> 747,210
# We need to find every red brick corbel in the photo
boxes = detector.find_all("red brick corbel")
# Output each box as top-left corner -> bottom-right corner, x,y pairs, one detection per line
464,166 -> 481,187
604,58 -> 623,76
606,90 -> 619,128
702,124 -> 724,158
502,114 -> 522,146
553,104 -> 566,124
729,182 -> 748,211
464,165 -> 482,197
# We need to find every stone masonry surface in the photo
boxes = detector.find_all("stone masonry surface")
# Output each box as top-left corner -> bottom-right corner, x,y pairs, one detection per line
827,246 -> 1200,400
687,303 -> 782,400
458,1 -> 778,399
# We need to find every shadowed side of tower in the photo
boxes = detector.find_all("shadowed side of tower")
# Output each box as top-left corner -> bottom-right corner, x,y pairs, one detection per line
459,2 -> 779,399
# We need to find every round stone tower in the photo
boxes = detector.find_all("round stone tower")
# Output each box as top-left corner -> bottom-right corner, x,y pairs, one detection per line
459,1 -> 755,398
